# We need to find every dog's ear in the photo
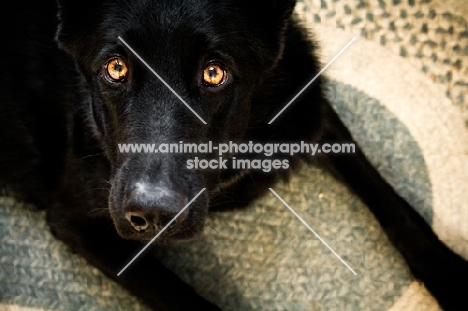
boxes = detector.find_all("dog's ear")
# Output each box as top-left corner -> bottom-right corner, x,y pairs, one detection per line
55,0 -> 106,54
239,0 -> 296,28
236,0 -> 297,69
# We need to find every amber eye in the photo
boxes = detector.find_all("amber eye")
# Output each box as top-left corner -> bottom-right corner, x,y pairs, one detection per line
106,58 -> 128,81
203,64 -> 226,86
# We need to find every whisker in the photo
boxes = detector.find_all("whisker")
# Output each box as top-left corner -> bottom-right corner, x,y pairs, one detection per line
79,152 -> 105,160
87,208 -> 110,217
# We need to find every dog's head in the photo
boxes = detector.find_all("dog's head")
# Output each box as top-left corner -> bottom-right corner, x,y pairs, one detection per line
56,0 -> 297,241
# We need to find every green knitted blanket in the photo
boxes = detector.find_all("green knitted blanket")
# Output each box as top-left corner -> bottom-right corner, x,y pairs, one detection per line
1,0 -> 468,310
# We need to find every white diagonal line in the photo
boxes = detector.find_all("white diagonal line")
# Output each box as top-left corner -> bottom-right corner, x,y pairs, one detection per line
118,36 -> 207,125
117,188 -> 206,276
268,37 -> 356,124
269,188 -> 357,275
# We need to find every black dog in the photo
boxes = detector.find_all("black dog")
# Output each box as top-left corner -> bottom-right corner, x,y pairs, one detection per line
1,0 -> 467,310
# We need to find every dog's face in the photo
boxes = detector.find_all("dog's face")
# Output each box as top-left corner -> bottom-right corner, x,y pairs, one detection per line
56,0 -> 296,241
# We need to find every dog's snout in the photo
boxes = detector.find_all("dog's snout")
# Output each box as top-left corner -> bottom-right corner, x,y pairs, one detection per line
123,183 -> 189,234
125,212 -> 149,232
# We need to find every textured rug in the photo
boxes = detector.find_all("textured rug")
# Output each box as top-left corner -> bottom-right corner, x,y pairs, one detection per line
1,0 -> 468,310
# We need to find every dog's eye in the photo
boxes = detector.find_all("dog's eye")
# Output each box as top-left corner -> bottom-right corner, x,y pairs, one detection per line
203,64 -> 226,86
106,58 -> 128,82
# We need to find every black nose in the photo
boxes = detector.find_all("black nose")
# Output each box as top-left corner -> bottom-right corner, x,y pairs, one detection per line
123,183 -> 189,233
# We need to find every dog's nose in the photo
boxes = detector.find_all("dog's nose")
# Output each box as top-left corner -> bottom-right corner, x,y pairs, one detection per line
123,183 -> 189,233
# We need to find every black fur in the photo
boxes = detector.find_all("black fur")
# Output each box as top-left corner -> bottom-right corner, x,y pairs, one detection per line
0,1 -> 467,310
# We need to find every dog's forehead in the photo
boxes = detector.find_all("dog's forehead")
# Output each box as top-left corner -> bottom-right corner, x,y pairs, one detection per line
58,0 -> 291,72
108,0 -> 236,39
96,0 -> 254,70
